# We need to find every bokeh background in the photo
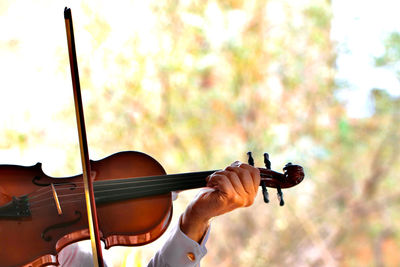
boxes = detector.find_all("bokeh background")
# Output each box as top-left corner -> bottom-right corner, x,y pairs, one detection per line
1,0 -> 400,266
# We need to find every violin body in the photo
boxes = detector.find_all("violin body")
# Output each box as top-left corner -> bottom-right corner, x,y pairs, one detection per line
0,151 -> 173,267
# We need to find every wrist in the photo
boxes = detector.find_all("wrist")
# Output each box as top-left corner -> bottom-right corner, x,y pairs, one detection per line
180,207 -> 210,244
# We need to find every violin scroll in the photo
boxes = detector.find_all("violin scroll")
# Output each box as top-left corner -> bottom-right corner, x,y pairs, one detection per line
283,163 -> 305,186
258,162 -> 304,189
258,164 -> 304,189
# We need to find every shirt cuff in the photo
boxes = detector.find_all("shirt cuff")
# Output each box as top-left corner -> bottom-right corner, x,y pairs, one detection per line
159,216 -> 210,266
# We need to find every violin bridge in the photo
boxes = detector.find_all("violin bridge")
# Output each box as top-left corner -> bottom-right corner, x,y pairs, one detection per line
51,183 -> 63,215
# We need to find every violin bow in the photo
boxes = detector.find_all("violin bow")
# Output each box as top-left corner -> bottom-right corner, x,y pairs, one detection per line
64,7 -> 105,267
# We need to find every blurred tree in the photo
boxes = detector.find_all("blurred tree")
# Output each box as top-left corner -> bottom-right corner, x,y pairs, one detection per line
2,0 -> 400,266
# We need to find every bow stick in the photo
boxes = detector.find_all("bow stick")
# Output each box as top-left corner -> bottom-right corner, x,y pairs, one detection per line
64,7 -> 104,267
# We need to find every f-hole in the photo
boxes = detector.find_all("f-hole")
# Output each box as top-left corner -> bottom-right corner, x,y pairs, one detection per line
41,210 -> 82,242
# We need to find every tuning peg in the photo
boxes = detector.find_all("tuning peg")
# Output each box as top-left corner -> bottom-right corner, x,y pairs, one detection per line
247,151 -> 254,166
263,153 -> 271,169
277,187 -> 284,206
260,152 -> 270,203
266,153 -> 285,206
261,183 -> 270,203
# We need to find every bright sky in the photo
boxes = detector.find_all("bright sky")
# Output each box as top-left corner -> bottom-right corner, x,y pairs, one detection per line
331,0 -> 400,117
0,0 -> 399,168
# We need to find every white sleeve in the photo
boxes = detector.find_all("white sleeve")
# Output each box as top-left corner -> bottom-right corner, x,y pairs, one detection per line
58,242 -> 97,267
57,241 -> 111,267
147,220 -> 210,267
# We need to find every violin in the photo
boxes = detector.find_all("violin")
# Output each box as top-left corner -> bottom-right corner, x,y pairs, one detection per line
0,151 -> 304,267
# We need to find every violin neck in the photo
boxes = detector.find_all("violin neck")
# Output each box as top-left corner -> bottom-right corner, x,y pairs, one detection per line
93,170 -> 216,205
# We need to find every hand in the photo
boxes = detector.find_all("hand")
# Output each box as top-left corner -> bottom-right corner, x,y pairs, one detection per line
180,161 -> 261,242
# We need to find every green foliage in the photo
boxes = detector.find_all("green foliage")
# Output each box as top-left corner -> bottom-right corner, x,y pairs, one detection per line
304,2 -> 331,29
375,32 -> 400,79
375,32 -> 400,67
0,130 -> 27,149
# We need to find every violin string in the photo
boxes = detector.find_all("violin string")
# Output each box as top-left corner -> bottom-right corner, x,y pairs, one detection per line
29,189 -> 82,207
28,180 -> 204,213
28,173 -> 274,211
34,179 -> 204,211
26,185 -> 50,195
28,187 -> 56,200
26,171 -> 211,200
30,196 -> 81,212
28,176 -> 206,208
27,171 -> 272,201
27,171 -> 212,202
28,177 -> 205,208
28,172 -> 274,210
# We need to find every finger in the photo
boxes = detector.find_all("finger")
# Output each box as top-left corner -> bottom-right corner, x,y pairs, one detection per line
237,163 -> 261,193
215,170 -> 247,198
223,168 -> 256,208
225,166 -> 256,198
206,173 -> 236,197
229,162 -> 261,192
207,173 -> 247,207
